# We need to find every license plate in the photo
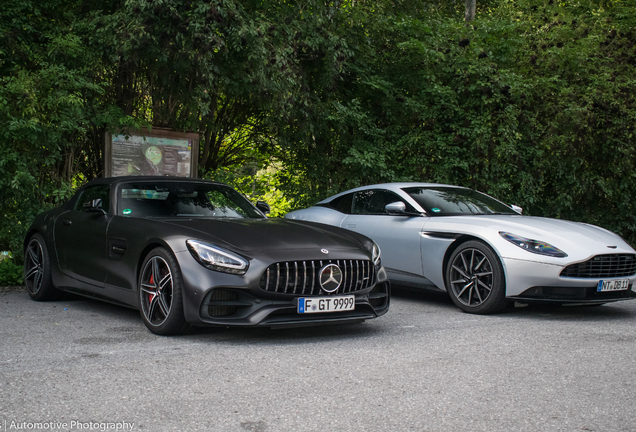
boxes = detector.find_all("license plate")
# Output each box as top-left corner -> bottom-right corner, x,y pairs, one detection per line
597,279 -> 630,292
298,295 -> 355,314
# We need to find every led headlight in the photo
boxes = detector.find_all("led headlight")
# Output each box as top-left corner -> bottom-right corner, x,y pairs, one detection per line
499,232 -> 568,258
372,241 -> 382,266
186,240 -> 249,275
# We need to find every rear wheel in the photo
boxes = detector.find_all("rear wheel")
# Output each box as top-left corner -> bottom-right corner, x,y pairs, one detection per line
24,233 -> 58,301
138,247 -> 189,335
445,240 -> 507,314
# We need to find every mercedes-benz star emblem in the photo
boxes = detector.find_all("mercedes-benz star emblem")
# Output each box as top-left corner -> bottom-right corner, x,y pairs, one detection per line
319,264 -> 343,293
321,249 -> 329,254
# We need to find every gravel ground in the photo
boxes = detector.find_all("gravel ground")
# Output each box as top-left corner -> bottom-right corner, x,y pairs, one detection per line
1,286 -> 635,432
0,285 -> 24,293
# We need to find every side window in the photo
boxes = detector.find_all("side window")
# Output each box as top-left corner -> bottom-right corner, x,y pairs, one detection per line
352,190 -> 414,215
327,193 -> 354,214
74,185 -> 110,213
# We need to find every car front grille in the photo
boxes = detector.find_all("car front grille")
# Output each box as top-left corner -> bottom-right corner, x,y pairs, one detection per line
560,254 -> 636,278
259,259 -> 375,296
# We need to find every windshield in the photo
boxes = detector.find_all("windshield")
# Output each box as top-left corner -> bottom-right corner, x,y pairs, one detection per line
403,187 -> 516,216
117,182 -> 264,219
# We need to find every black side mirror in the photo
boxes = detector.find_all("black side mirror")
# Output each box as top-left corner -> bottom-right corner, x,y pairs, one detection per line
256,201 -> 270,215
385,201 -> 406,215
83,198 -> 107,215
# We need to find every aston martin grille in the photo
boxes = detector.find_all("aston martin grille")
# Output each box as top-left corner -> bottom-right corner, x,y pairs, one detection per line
560,254 -> 636,278
259,259 -> 375,295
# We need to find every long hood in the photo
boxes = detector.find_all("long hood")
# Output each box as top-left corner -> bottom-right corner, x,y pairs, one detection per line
160,217 -> 367,253
426,215 -> 634,262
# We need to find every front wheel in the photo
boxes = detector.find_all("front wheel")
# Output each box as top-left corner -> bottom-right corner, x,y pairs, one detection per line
138,248 -> 189,335
445,240 -> 507,314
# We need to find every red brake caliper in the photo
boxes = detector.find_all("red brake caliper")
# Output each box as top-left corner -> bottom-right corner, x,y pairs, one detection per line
149,273 -> 155,303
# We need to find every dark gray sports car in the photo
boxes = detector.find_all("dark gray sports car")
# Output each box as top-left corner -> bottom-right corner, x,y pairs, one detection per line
23,176 -> 390,334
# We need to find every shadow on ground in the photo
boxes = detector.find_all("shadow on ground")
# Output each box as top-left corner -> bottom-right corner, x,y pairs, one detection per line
391,283 -> 636,322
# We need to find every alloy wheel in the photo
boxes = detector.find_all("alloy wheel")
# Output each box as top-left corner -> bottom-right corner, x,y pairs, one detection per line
140,256 -> 174,326
448,248 -> 494,307
25,239 -> 44,295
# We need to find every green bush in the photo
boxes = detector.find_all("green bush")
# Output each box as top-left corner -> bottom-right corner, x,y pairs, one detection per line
0,258 -> 24,286
3,0 -> 636,250
275,0 -> 636,246
206,163 -> 293,218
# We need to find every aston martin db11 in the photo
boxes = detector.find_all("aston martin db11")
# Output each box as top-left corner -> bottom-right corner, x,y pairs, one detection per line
24,177 -> 390,334
285,183 -> 636,314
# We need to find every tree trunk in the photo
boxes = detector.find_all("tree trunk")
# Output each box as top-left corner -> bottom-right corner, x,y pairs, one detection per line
465,0 -> 476,22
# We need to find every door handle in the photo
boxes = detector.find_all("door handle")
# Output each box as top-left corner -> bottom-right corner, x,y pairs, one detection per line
62,219 -> 72,226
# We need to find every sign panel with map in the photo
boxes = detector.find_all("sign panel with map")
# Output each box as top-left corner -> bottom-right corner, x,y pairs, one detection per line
105,128 -> 199,178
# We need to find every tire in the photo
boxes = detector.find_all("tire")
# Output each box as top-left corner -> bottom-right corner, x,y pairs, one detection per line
138,247 -> 189,335
24,233 -> 58,301
445,240 -> 507,314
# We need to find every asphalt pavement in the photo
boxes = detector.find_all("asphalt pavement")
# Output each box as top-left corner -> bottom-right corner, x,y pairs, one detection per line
1,286 -> 635,432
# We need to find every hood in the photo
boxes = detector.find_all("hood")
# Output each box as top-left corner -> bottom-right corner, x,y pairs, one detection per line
427,215 -> 634,260
160,217 -> 367,253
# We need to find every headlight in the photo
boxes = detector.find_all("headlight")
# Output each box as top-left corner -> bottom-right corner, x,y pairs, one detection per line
186,240 -> 249,275
499,232 -> 568,258
372,241 -> 382,266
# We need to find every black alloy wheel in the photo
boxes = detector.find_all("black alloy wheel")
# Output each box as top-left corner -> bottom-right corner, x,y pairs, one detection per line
446,240 -> 507,314
24,233 -> 57,301
138,247 -> 188,335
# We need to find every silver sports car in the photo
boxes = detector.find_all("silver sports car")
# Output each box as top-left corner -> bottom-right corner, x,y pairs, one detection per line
285,183 -> 636,314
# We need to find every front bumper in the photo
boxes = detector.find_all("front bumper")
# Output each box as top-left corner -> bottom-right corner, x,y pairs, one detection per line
176,250 -> 391,327
197,282 -> 390,327
502,257 -> 636,303
512,285 -> 636,304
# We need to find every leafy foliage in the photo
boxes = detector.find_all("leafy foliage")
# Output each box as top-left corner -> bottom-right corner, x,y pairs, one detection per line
0,0 -> 136,256
2,0 -> 636,263
0,258 -> 24,286
212,164 -> 293,217
274,0 -> 636,245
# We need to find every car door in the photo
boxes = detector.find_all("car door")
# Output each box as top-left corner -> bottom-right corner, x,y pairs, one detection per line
340,189 -> 427,278
54,184 -> 112,287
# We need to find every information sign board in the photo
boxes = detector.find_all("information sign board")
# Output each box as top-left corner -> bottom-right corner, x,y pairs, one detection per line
105,128 -> 199,178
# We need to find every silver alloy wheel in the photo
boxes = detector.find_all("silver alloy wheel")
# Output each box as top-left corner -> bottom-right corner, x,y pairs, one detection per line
25,239 -> 44,295
449,248 -> 494,307
139,256 -> 173,326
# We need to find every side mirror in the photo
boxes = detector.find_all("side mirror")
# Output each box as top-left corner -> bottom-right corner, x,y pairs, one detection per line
510,204 -> 523,214
256,201 -> 270,215
385,201 -> 406,215
83,198 -> 107,215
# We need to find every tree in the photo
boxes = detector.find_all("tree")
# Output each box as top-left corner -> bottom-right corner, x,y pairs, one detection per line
273,0 -> 636,245
465,0 -> 476,22
3,0 -> 636,256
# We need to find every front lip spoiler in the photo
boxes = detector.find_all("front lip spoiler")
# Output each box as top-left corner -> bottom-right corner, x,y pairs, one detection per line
509,294 -> 636,304
197,302 -> 386,327
265,316 -> 372,329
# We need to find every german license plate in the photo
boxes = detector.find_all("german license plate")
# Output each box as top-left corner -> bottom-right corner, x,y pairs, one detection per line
298,295 -> 355,314
597,279 -> 629,292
